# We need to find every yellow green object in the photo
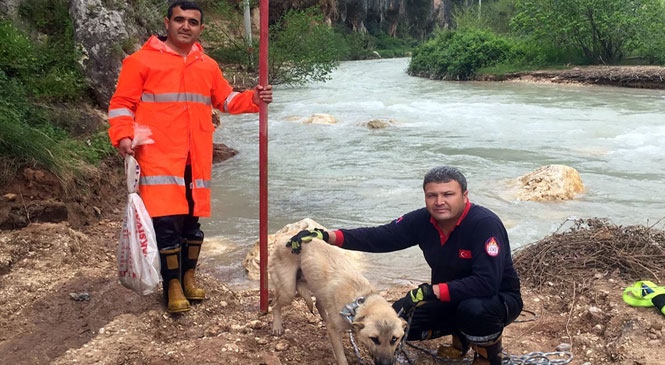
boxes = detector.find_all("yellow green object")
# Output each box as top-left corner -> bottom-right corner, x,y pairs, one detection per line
622,280 -> 665,316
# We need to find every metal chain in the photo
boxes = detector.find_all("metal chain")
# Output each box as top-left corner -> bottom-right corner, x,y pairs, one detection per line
504,351 -> 573,365
352,307 -> 574,365
348,330 -> 372,365
399,337 -> 573,365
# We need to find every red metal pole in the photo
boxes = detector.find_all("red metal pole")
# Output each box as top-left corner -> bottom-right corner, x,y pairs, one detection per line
258,0 -> 270,313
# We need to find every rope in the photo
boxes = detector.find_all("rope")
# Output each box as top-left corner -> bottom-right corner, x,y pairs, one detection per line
513,309 -> 538,323
396,307 -> 417,364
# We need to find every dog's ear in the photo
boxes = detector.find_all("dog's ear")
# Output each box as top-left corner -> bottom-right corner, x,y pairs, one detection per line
352,317 -> 365,332
400,317 -> 407,330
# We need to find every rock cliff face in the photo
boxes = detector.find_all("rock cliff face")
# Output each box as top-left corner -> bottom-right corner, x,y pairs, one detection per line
69,0 -> 143,109
270,0 -> 454,38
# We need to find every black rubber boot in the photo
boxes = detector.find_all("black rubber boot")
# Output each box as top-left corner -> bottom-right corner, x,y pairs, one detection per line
437,331 -> 470,359
181,236 -> 205,300
159,247 -> 190,313
471,336 -> 504,365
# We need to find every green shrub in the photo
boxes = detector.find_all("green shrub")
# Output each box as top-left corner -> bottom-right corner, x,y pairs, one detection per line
0,103 -> 71,178
408,29 -> 515,80
268,8 -> 345,85
336,26 -> 375,60
0,21 -> 37,79
372,33 -> 416,57
17,0 -> 88,102
511,0 -> 665,65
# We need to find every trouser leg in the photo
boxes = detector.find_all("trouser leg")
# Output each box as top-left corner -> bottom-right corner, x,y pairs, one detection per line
182,216 -> 205,300
393,296 -> 459,341
153,215 -> 190,313
393,290 -> 522,364
181,164 -> 205,300
457,292 -> 523,365
392,297 -> 469,358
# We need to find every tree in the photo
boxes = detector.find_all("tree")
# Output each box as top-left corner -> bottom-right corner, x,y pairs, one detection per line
267,7 -> 345,85
511,0 -> 665,64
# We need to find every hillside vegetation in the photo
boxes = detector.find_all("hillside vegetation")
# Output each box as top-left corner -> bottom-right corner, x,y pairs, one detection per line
408,0 -> 665,80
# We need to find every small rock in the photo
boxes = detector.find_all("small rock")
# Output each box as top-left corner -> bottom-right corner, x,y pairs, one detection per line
556,343 -> 572,352
69,292 -> 90,301
248,320 -> 264,329
274,341 -> 289,351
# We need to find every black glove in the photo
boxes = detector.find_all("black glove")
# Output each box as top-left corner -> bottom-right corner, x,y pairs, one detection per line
286,228 -> 329,254
401,283 -> 436,315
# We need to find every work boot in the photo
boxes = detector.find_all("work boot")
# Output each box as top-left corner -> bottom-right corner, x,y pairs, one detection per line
166,278 -> 190,313
470,336 -> 505,365
159,247 -> 190,313
182,238 -> 205,300
437,332 -> 470,359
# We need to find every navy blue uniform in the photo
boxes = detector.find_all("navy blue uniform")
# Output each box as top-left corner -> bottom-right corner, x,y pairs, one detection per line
333,202 -> 522,341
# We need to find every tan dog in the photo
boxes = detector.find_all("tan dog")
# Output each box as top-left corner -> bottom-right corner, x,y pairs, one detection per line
270,237 -> 407,365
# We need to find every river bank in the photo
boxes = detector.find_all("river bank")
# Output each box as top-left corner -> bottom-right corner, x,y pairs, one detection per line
477,65 -> 665,89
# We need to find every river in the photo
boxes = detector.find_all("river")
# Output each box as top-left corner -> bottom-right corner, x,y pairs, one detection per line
201,57 -> 665,289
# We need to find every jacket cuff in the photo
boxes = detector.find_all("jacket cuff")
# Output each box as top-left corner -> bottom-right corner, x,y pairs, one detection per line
332,230 -> 343,247
438,283 -> 451,302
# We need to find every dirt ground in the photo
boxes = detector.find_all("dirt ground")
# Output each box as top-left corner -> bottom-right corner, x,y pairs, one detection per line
1,66 -> 665,365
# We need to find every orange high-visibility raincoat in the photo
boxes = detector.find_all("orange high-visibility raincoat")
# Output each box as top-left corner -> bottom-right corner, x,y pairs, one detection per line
108,36 -> 259,218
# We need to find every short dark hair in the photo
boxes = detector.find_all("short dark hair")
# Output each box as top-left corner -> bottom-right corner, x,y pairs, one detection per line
423,166 -> 467,192
168,1 -> 204,23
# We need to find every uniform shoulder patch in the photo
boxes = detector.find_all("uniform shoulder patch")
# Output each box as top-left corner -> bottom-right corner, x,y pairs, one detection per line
485,237 -> 500,257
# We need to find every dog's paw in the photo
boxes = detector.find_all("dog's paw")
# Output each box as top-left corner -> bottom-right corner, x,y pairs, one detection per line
271,325 -> 284,336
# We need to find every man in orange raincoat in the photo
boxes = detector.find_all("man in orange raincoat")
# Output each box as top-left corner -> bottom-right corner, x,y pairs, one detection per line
108,0 -> 273,313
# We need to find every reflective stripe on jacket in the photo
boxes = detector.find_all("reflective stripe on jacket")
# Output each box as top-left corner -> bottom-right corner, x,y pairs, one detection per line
108,36 -> 259,217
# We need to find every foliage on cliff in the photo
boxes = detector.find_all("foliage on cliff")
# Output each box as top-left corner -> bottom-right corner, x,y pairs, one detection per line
409,0 -> 665,80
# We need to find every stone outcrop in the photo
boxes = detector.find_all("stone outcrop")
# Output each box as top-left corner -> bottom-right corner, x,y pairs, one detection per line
69,0 -> 158,109
516,165 -> 585,201
305,113 -> 337,124
357,118 -> 397,128
269,0 -> 454,39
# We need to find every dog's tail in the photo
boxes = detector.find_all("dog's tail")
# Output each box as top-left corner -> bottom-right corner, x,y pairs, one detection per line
296,280 -> 314,313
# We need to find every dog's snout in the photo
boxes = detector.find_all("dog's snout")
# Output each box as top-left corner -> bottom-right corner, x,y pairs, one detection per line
374,359 -> 395,365
373,353 -> 398,365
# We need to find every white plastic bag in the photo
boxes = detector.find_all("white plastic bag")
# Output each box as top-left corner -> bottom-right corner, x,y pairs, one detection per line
117,131 -> 160,295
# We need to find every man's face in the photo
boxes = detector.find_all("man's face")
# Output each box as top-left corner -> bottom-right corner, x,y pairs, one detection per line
164,6 -> 204,51
424,181 -> 468,225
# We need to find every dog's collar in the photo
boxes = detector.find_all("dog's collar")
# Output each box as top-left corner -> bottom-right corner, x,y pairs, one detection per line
340,296 -> 365,324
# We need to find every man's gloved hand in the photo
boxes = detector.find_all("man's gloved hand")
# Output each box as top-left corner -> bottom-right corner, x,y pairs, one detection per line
401,283 -> 436,315
286,228 -> 330,254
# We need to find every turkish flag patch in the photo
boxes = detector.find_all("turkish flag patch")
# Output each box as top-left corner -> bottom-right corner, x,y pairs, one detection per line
458,249 -> 472,259
485,237 -> 500,257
